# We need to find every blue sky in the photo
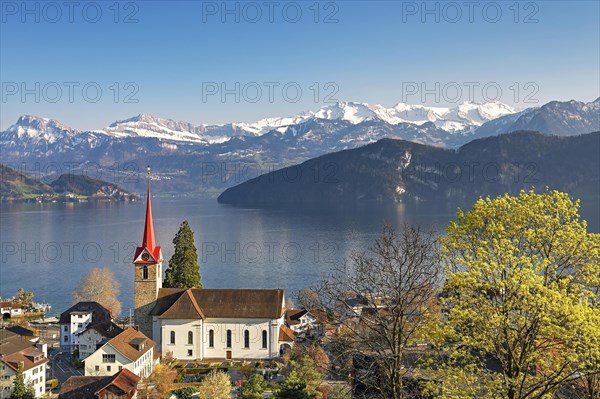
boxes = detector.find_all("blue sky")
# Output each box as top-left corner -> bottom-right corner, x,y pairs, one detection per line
1,0 -> 599,130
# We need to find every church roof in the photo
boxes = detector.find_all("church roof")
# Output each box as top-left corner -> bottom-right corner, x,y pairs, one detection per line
150,288 -> 285,320
159,289 -> 205,319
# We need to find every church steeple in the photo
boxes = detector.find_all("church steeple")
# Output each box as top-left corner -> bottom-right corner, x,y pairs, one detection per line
133,166 -> 162,265
141,166 -> 156,253
133,165 -> 163,340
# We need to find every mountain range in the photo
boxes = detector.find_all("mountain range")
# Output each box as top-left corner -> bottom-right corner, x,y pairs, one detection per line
1,98 -> 598,194
218,131 -> 600,207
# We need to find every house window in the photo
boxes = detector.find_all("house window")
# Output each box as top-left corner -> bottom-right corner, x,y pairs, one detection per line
208,330 -> 214,348
226,330 -> 232,348
63,336 -> 68,342
187,349 -> 193,357
142,266 -> 148,279
102,354 -> 116,363
63,326 -> 68,332
170,331 -> 175,345
188,331 -> 193,345
119,366 -> 123,371
244,330 -> 250,349
262,330 -> 268,349
95,365 -> 99,372
107,365 -> 111,372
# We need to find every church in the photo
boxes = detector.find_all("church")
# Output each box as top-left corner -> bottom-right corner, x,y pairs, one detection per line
131,169 -> 295,360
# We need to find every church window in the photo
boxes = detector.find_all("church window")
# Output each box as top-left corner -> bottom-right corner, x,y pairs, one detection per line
226,330 -> 232,348
262,330 -> 268,349
142,266 -> 148,279
244,330 -> 250,348
170,331 -> 175,345
188,331 -> 193,345
208,330 -> 214,348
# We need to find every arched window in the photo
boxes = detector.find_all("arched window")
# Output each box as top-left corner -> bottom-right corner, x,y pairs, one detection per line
262,330 -> 268,349
226,330 -> 232,348
208,330 -> 214,348
244,330 -> 250,348
188,331 -> 193,345
142,266 -> 148,280
169,331 -> 175,345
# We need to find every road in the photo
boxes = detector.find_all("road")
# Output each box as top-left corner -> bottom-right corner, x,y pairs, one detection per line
47,348 -> 83,393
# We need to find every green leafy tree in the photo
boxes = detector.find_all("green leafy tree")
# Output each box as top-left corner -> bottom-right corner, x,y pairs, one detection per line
15,288 -> 33,306
284,355 -> 323,396
164,220 -> 202,289
198,370 -> 231,399
440,190 -> 600,399
10,364 -> 35,399
170,387 -> 199,399
275,370 -> 310,399
239,374 -> 268,399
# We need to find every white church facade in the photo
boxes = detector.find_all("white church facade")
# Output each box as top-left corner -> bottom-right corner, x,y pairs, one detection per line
132,168 -> 295,361
149,288 -> 295,360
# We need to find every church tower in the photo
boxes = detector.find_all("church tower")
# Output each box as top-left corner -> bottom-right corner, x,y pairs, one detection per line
132,166 -> 163,339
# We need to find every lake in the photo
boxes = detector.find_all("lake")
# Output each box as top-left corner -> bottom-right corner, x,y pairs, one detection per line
1,197 -> 598,317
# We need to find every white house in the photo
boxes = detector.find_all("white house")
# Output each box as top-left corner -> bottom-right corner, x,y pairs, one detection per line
149,288 -> 295,360
76,321 -> 124,360
286,309 -> 323,337
0,302 -> 23,318
0,329 -> 48,398
59,302 -> 113,353
84,327 -> 155,378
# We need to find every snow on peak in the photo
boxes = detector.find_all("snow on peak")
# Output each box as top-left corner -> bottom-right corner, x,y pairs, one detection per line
4,115 -> 77,142
3,100 -> 518,145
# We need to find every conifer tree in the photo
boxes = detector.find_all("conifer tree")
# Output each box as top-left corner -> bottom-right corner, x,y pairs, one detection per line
10,364 -> 35,399
164,220 -> 202,289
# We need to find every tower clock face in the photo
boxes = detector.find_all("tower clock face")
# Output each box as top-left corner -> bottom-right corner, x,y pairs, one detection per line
141,252 -> 150,261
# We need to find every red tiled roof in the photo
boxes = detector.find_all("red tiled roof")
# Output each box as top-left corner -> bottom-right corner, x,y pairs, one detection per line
279,325 -> 296,342
104,327 -> 154,362
59,369 -> 140,399
286,309 -> 309,325
96,368 -> 140,396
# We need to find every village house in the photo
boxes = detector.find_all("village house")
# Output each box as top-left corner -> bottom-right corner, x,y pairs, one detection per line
4,326 -> 37,343
84,327 -> 155,378
0,329 -> 47,398
59,368 -> 140,399
76,320 -> 124,360
131,170 -> 296,361
0,301 -> 23,318
59,302 -> 113,354
286,309 -> 323,337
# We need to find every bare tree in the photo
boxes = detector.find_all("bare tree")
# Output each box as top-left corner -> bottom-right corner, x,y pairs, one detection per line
297,288 -> 321,310
72,267 -> 122,316
319,224 -> 441,399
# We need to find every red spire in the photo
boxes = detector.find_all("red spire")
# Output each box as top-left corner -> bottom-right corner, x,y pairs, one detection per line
142,166 -> 156,252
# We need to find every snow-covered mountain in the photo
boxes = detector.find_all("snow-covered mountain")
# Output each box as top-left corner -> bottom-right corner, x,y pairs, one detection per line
233,100 -> 516,135
1,98 -> 597,194
1,100 -> 520,152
